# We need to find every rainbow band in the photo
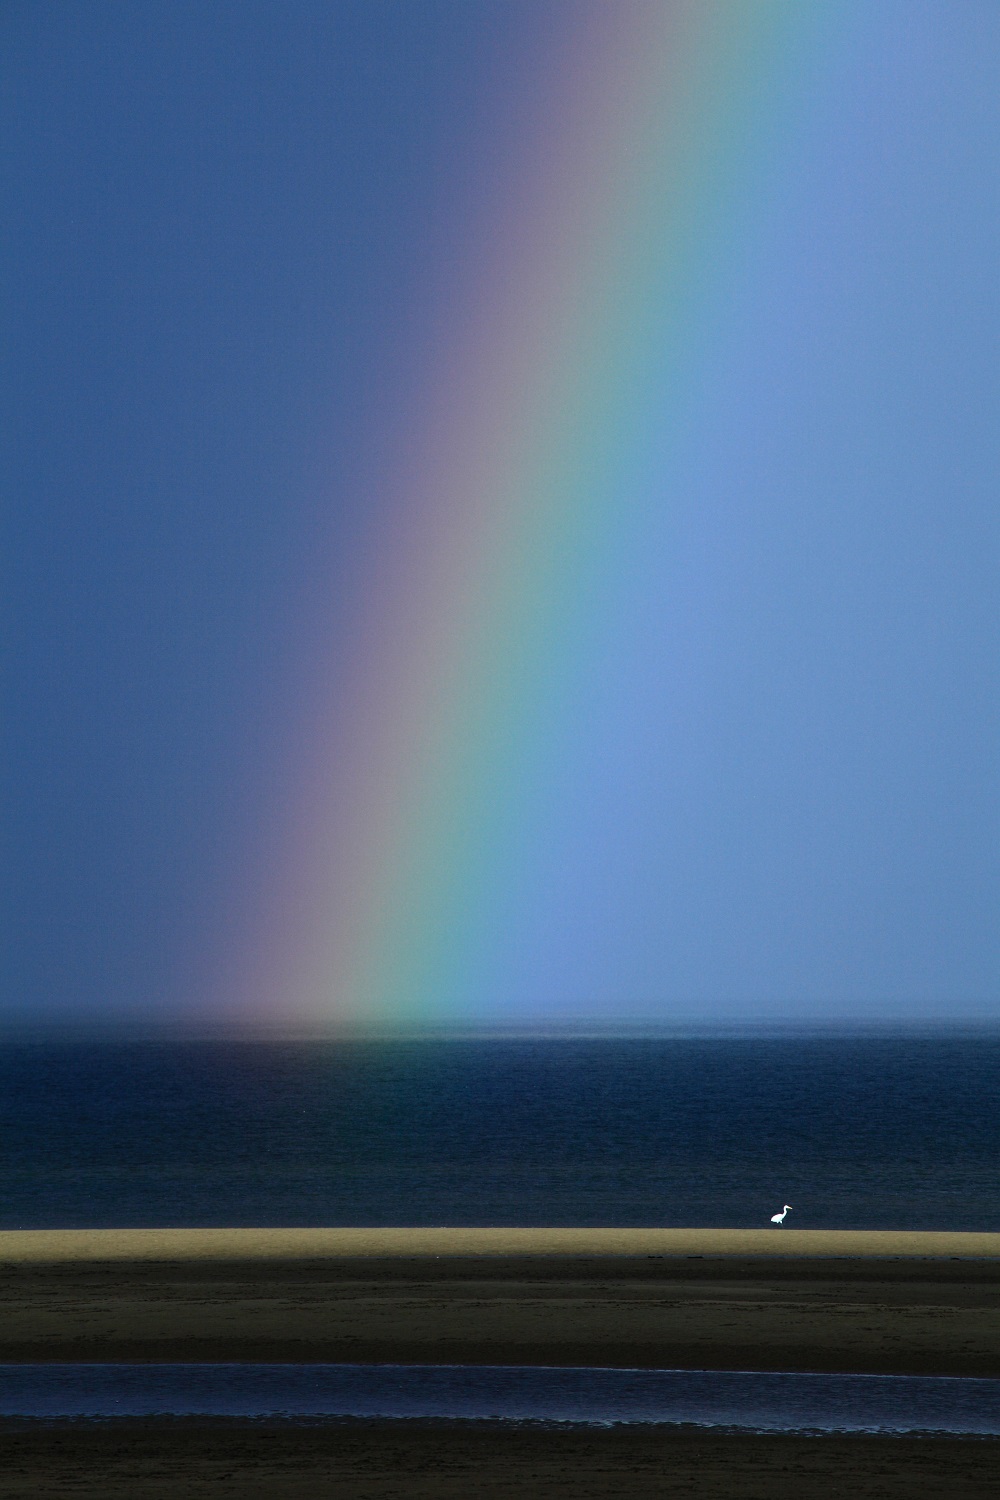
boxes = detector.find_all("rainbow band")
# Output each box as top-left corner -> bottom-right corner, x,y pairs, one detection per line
225,2 -> 822,1028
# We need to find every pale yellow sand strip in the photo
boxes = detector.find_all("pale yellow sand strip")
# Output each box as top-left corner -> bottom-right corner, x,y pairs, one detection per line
0,1227 -> 997,1261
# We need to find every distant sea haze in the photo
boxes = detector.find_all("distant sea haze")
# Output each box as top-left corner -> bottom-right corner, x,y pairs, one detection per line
0,1032 -> 996,1231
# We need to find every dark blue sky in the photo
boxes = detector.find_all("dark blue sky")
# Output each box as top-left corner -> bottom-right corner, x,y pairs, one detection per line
4,2 -> 998,1027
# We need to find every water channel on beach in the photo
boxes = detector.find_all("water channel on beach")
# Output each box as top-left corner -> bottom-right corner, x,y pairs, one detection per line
0,1365 -> 996,1435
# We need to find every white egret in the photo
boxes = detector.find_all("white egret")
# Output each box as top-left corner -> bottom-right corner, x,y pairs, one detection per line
770,1204 -> 792,1225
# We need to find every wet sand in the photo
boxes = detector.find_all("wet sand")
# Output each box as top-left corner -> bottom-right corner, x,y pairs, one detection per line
0,1229 -> 997,1375
0,1422 -> 997,1499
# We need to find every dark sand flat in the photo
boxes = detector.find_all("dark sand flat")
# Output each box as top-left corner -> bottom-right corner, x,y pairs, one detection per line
0,1423 -> 997,1499
0,1230 -> 997,1375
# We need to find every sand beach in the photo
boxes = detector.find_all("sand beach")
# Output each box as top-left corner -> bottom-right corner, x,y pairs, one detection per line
0,1229 -> 996,1496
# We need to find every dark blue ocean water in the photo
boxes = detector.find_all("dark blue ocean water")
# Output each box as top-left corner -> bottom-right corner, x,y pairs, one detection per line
0,1032 -> 996,1230
1,1364 -> 997,1435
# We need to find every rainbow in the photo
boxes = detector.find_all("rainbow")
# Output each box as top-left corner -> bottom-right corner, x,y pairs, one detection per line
214,1 -> 823,1030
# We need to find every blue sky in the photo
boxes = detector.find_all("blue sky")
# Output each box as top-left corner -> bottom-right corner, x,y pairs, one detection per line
3,1 -> 998,1027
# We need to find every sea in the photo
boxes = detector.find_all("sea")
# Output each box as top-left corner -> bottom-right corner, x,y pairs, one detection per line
0,1028 -> 996,1231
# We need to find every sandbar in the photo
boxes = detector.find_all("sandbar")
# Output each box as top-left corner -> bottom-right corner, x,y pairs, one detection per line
2,1226 -> 998,1260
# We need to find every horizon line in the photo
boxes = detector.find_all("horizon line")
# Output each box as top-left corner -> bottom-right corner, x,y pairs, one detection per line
1,1017 -> 998,1043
